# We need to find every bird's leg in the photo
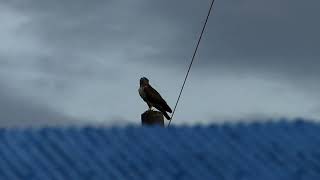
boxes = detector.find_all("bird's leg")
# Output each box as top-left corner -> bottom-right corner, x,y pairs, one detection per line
147,103 -> 152,111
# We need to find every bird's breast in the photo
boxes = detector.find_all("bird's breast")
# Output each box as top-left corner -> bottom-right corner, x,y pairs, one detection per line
138,87 -> 146,99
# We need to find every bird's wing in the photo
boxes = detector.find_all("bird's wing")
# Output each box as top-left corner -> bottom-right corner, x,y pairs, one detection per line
145,85 -> 172,113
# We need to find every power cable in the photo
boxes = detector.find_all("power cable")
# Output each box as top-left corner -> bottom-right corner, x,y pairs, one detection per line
167,0 -> 215,127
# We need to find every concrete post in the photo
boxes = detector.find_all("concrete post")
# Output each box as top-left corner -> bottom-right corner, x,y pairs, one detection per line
141,110 -> 164,127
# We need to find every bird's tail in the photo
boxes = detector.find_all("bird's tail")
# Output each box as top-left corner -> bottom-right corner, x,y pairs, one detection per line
162,111 -> 171,120
164,103 -> 172,113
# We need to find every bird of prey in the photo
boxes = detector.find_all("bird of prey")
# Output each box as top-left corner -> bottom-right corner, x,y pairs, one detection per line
139,77 -> 172,120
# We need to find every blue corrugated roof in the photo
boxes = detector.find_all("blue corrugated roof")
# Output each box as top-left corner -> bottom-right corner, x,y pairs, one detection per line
0,120 -> 320,179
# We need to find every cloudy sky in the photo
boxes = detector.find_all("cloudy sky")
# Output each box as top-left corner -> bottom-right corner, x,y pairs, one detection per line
0,0 -> 319,127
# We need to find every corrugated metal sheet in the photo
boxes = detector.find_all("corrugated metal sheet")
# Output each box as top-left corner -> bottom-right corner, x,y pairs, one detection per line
0,120 -> 319,179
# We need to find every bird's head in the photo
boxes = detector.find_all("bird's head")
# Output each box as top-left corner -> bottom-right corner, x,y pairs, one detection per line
140,77 -> 149,87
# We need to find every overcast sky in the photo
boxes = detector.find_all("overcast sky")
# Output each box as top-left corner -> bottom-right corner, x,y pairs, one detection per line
0,0 -> 319,127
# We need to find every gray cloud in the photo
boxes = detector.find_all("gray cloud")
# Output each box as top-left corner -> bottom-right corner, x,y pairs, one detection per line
4,0 -> 319,60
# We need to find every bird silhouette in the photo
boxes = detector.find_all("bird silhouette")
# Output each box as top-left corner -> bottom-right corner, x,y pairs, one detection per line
138,77 -> 172,120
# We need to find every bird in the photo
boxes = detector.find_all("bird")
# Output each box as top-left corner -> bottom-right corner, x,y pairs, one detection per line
138,77 -> 172,120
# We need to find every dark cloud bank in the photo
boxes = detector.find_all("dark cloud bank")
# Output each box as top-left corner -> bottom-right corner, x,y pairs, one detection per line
0,85 -> 73,127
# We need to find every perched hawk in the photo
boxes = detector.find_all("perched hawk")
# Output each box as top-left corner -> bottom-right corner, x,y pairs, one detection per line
139,77 -> 172,120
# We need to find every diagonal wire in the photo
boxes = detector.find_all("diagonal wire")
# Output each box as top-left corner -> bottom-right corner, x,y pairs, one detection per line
167,0 -> 215,127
